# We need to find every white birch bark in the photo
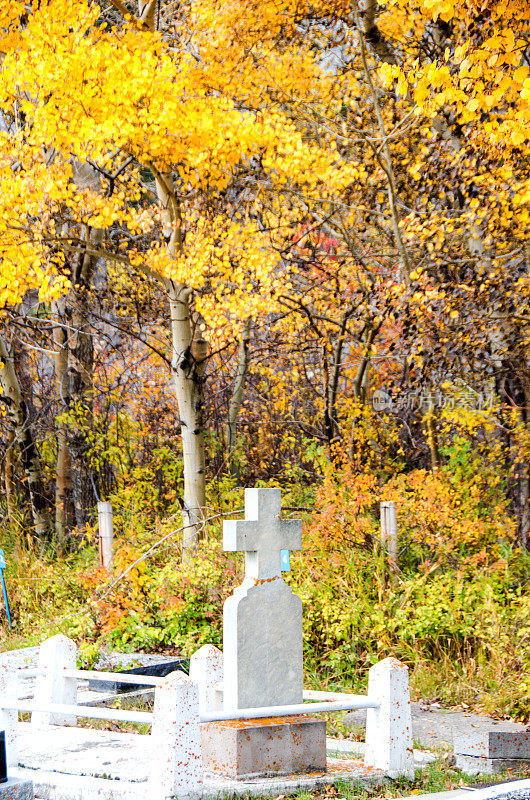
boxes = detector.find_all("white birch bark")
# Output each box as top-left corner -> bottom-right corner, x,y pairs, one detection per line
149,165 -> 207,551
168,282 -> 207,551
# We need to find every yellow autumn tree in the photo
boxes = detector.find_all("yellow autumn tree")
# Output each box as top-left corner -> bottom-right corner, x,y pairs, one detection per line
1,0 -> 528,544
0,0 -> 353,548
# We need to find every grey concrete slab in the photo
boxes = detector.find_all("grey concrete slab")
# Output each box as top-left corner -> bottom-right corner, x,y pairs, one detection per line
11,767 -> 145,800
13,763 -> 386,800
397,792 -> 475,800
344,704 -> 527,749
205,757 -> 386,797
14,726 -> 387,800
455,755 -> 530,776
18,724 -> 148,783
469,779 -> 530,800
0,777 -> 34,800
455,733 -> 530,760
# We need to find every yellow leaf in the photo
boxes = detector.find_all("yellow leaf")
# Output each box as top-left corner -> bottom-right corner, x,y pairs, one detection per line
511,129 -> 526,146
514,65 -> 529,83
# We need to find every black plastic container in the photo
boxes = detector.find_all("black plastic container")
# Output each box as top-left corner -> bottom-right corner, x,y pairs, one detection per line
0,730 -> 7,784
88,658 -> 189,693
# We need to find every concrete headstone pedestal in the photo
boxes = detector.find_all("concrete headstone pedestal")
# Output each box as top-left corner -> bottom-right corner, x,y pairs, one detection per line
202,715 -> 326,779
202,487 -> 326,779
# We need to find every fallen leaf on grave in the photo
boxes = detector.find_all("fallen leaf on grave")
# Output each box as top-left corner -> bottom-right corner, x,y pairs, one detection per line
428,730 -> 437,734
471,723 -> 479,727
411,790 -> 422,794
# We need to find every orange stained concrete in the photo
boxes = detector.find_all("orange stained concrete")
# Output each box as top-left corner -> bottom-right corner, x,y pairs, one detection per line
202,715 -> 327,778
204,715 -> 318,730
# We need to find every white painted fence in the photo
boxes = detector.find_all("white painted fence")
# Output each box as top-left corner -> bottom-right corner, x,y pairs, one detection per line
189,644 -> 414,779
0,636 -> 413,800
0,634 -> 202,799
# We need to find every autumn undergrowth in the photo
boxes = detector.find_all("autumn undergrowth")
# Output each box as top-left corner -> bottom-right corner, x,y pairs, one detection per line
294,760 -> 530,800
2,440 -> 530,721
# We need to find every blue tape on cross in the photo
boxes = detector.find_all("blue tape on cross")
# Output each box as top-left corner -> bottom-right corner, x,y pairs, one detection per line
280,549 -> 291,571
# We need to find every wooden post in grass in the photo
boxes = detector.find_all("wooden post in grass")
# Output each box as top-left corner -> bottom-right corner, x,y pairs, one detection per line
380,501 -> 398,571
98,501 -> 114,571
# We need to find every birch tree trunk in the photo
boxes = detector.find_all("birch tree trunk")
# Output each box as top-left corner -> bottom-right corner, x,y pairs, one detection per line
168,282 -> 207,551
0,335 -> 50,538
139,2 -> 207,552
148,160 -> 207,551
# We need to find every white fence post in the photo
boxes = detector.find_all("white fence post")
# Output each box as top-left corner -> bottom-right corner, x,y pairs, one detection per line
149,671 -> 202,799
98,501 -> 114,570
32,634 -> 78,728
365,656 -> 413,778
381,501 -> 398,570
189,644 -> 223,714
0,655 -> 18,767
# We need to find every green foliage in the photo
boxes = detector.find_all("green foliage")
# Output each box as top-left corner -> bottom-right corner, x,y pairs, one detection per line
77,642 -> 102,670
2,459 -> 530,721
292,462 -> 530,718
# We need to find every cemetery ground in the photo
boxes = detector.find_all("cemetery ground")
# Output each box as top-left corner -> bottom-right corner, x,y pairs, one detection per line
2,481 -> 530,800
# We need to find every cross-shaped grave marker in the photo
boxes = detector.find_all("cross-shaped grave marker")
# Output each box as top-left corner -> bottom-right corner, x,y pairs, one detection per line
224,488 -> 301,580
223,488 -> 303,710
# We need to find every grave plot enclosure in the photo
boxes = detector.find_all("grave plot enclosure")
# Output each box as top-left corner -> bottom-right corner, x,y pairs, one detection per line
0,488 -> 415,799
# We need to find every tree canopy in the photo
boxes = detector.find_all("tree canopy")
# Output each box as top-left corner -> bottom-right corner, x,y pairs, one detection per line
0,0 -> 529,546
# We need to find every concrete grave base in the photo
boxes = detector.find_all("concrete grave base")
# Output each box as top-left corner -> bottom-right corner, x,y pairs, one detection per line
455,731 -> 530,774
201,715 -> 326,779
10,760 -> 384,800
455,755 -> 530,775
455,731 -> 530,760
12,722 -> 386,800
0,778 -> 34,800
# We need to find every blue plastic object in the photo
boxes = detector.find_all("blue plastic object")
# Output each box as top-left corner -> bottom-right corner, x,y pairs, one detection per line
0,550 -> 11,630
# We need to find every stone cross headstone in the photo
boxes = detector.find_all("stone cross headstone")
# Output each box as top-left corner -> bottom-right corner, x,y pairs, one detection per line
223,487 -> 303,710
